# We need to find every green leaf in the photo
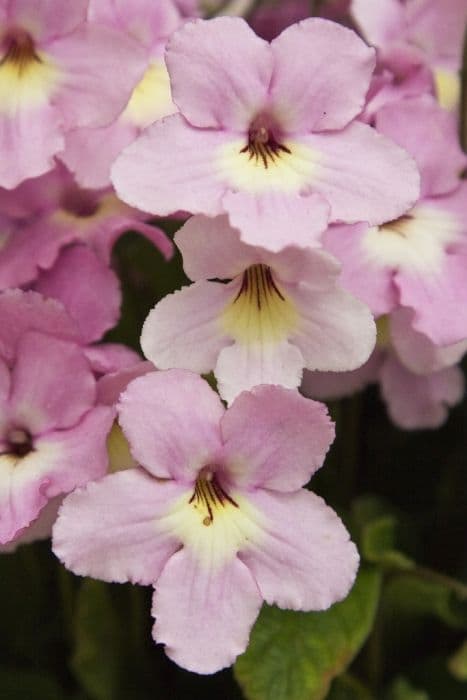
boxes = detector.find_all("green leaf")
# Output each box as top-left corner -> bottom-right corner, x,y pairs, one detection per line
234,566 -> 382,700
0,667 -> 67,699
385,677 -> 429,700
448,639 -> 467,681
71,579 -> 123,700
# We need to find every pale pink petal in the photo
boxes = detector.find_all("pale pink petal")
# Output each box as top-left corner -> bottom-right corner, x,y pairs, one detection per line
85,345 -> 142,378
96,361 -> 154,406
166,17 -> 272,129
223,190 -> 330,252
10,0 -> 87,42
152,548 -> 262,674
240,489 -> 359,610
9,331 -> 96,434
88,0 -> 181,47
34,245 -> 121,344
302,349 -> 384,400
53,468 -> 184,584
380,355 -> 464,430
48,25 -> 146,129
221,385 -> 334,491
396,251 -> 467,346
0,406 -> 113,543
118,370 -> 224,481
405,0 -> 467,68
61,121 -> 138,190
0,106 -> 63,189
301,121 -> 421,225
216,340 -> 304,405
352,0 -> 405,45
141,281 -> 233,374
3,496 -> 62,552
111,114 -> 228,216
175,214 -> 257,281
323,223 -> 398,316
375,97 -> 467,197
270,18 -> 375,132
286,283 -> 376,371
390,308 -> 467,374
0,290 -> 78,364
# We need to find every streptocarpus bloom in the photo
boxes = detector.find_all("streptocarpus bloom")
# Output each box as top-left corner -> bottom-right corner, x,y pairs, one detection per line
325,97 -> 467,346
0,290 -> 114,543
112,17 -> 420,251
352,0 -> 467,111
141,215 -> 376,403
0,164 -> 172,291
0,0 -> 147,188
53,370 -> 359,674
61,0 -> 182,189
303,312 -> 466,430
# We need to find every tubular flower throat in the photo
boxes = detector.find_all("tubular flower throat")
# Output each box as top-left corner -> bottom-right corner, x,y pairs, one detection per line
223,264 -> 297,343
0,32 -> 42,77
240,124 -> 291,169
189,473 -> 239,527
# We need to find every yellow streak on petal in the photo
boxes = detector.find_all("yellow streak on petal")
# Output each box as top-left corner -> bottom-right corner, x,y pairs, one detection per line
0,50 -> 61,115
122,60 -> 175,128
434,68 -> 460,111
106,422 -> 137,474
218,138 -> 318,193
222,265 -> 298,344
376,315 -> 390,349
158,486 -> 265,570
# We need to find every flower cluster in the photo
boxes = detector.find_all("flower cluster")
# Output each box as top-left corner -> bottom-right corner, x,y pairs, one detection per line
0,0 -> 465,677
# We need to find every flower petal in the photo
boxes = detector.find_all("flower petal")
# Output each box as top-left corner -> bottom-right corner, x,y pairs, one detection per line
352,0 -> 404,45
48,24 -> 146,129
270,18 -> 375,132
10,0 -> 87,42
287,283 -> 376,371
215,340 -> 304,405
165,17 -> 273,129
141,281 -> 233,374
111,114 -> 228,216
34,245 -> 121,344
221,385 -> 334,491
223,190 -> 330,252
380,355 -> 464,430
0,290 -> 78,364
152,547 -> 262,673
301,121 -> 421,225
240,489 -> 359,610
118,370 -> 224,481
53,468 -> 184,584
375,97 -> 467,197
9,332 -> 95,434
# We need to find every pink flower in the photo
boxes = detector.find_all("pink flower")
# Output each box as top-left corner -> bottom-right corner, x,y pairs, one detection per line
303,311 -> 466,430
61,0 -> 182,189
324,97 -> 467,346
53,370 -> 358,673
141,214 -> 375,403
0,289 -> 114,543
0,0 -> 147,188
352,0 -> 467,110
112,17 -> 420,252
0,164 -> 172,291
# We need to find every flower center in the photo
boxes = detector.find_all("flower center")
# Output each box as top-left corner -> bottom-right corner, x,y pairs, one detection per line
240,123 -> 291,169
0,31 -> 42,77
189,473 -> 238,527
380,214 -> 414,239
60,188 -> 100,219
5,428 -> 34,458
222,264 -> 298,343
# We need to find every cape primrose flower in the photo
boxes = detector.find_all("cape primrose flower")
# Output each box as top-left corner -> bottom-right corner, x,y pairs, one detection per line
53,370 -> 359,674
112,16 -> 420,252
141,214 -> 376,403
0,0 -> 146,188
